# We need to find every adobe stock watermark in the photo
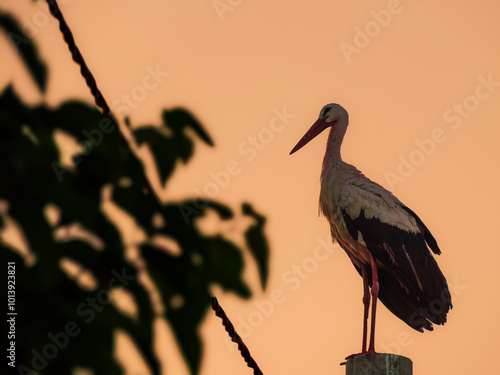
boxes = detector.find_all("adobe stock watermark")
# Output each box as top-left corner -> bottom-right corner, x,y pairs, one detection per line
51,64 -> 169,182
180,106 -> 297,223
213,0 -> 244,21
339,0 -> 408,63
4,0 -> 74,48
380,276 -> 466,355
110,65 -> 170,117
221,236 -> 335,353
384,73 -> 499,191
15,267 -> 136,375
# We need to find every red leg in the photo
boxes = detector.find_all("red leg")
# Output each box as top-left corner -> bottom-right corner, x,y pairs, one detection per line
368,254 -> 379,353
361,264 -> 370,353
344,263 -> 371,362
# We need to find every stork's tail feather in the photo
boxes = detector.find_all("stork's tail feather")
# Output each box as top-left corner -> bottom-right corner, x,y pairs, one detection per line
354,263 -> 452,332
378,266 -> 452,332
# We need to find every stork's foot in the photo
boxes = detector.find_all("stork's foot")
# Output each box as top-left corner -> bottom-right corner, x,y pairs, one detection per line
340,350 -> 376,366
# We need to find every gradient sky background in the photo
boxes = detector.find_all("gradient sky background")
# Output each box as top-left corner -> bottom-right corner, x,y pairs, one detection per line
2,0 -> 500,374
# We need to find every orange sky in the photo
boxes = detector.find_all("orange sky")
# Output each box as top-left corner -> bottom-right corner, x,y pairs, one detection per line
2,1 -> 500,374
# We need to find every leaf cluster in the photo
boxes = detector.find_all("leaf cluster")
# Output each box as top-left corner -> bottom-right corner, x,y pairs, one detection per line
0,11 -> 269,375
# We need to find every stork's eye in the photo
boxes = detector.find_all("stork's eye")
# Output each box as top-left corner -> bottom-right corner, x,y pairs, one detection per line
322,108 -> 331,118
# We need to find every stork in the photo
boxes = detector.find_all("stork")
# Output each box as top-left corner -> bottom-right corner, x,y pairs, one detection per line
290,104 -> 452,356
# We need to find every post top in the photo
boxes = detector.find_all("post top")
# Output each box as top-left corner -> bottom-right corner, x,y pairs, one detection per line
345,353 -> 412,375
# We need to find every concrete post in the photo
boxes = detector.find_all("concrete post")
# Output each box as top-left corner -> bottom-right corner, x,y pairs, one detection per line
346,353 -> 412,375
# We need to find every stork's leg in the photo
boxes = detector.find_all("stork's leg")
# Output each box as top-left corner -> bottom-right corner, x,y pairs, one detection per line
368,254 -> 379,353
343,262 -> 375,363
361,263 -> 370,353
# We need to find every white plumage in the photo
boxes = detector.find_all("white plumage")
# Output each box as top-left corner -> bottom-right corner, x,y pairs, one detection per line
290,103 -> 452,356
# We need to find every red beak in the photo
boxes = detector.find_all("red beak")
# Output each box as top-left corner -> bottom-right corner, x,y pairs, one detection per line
289,118 -> 329,155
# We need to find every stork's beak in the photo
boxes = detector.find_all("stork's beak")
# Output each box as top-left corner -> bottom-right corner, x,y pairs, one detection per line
289,118 -> 328,155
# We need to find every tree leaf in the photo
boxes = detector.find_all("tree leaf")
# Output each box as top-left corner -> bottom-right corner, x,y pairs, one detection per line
242,203 -> 270,289
134,126 -> 181,183
163,108 -> 213,146
0,11 -> 47,93
141,244 -> 209,375
132,108 -> 213,184
201,237 -> 251,297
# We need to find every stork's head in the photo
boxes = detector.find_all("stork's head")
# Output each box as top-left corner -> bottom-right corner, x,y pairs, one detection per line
289,103 -> 348,155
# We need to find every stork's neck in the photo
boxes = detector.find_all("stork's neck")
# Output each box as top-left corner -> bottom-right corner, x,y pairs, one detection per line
322,123 -> 346,172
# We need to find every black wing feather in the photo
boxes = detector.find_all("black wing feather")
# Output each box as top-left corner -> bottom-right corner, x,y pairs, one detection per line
341,208 -> 452,332
400,204 -> 441,255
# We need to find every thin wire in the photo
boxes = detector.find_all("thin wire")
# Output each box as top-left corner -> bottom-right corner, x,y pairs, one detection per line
45,0 -> 110,113
211,296 -> 264,375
